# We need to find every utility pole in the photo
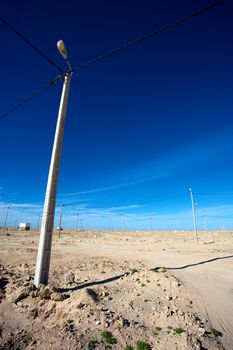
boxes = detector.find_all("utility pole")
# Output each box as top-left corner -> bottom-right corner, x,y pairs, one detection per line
37,214 -> 41,233
149,218 -> 153,233
189,188 -> 198,243
109,214 -> 113,232
2,204 -> 11,234
121,214 -> 125,231
34,40 -> 72,288
75,213 -> 79,233
58,204 -> 64,238
203,215 -> 206,232
80,219 -> 83,231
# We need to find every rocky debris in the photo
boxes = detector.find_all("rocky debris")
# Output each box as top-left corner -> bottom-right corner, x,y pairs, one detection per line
77,302 -> 85,309
0,329 -> 32,350
175,310 -> 184,317
36,284 -> 54,299
0,277 -> 8,301
25,274 -> 32,281
38,299 -> 45,307
65,272 -> 75,285
163,305 -> 173,318
171,279 -> 182,288
187,335 -> 202,350
6,286 -> 31,304
198,327 -> 206,337
0,250 -> 225,350
28,308 -> 38,319
117,317 -> 130,327
0,265 -> 10,295
5,283 -> 65,304
32,284 -> 66,302
50,292 -> 65,301
101,289 -> 109,297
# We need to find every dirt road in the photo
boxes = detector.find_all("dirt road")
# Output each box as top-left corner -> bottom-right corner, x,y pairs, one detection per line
0,229 -> 232,349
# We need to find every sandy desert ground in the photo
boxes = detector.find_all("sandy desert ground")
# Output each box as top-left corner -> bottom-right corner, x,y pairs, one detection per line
0,229 -> 232,350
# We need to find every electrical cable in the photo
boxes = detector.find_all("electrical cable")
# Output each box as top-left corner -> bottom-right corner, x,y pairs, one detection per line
0,16 -> 62,73
8,207 -> 41,216
197,215 -> 233,219
0,75 -> 63,121
0,0 -> 228,121
72,195 -> 186,209
194,192 -> 233,196
124,214 -> 151,221
70,0 -> 227,73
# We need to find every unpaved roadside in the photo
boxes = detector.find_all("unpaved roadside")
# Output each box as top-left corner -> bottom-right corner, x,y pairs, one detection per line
0,230 -> 232,349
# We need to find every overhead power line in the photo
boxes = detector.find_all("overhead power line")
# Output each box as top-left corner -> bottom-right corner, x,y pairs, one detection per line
0,75 -> 62,121
71,0 -> 227,73
0,0 -> 228,122
103,195 -> 186,208
10,207 -> 41,216
194,192 -> 233,196
0,16 -> 62,73
197,215 -> 233,219
124,214 -> 151,221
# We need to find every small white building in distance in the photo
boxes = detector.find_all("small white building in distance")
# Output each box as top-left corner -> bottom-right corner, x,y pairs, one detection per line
19,222 -> 31,230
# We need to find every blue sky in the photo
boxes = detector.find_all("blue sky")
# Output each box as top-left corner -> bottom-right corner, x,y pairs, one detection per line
0,0 -> 233,230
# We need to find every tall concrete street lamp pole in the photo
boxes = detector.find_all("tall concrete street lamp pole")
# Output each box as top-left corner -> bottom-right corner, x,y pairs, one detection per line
34,40 -> 72,288
189,188 -> 198,243
121,214 -> 125,231
2,204 -> 11,234
37,214 -> 41,234
58,204 -> 64,238
75,213 -> 79,234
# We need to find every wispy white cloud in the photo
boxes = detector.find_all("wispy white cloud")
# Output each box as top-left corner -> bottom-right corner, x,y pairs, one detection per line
195,204 -> 233,218
102,204 -> 143,211
1,198 -> 232,229
60,129 -> 233,199
143,203 -> 233,222
60,172 -> 174,197
75,204 -> 144,216
10,203 -> 42,209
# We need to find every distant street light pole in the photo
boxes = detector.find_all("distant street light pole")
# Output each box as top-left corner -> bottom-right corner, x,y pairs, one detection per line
110,214 -> 114,231
149,218 -> 152,233
121,214 -> 125,231
2,204 -> 11,234
58,204 -> 64,237
34,40 -> 72,288
203,215 -> 206,232
109,214 -> 112,231
75,213 -> 79,233
37,214 -> 41,233
189,188 -> 198,243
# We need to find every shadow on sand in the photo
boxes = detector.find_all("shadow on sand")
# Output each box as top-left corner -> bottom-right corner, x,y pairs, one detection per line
58,273 -> 125,293
165,255 -> 233,270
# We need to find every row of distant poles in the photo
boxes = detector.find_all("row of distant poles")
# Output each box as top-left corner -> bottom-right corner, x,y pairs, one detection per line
1,188 -> 197,239
56,208 -> 153,234
1,204 -> 42,234
40,187 -> 196,287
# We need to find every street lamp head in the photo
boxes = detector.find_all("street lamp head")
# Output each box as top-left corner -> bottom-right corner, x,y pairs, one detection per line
57,40 -> 68,60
